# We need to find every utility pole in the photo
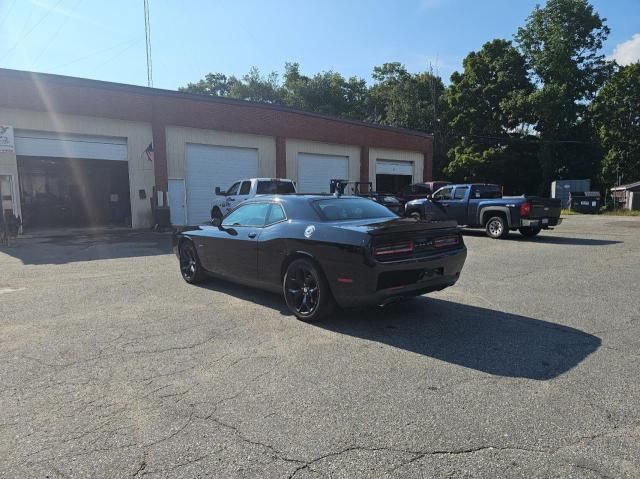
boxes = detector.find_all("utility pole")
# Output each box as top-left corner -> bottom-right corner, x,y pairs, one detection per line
143,0 -> 153,87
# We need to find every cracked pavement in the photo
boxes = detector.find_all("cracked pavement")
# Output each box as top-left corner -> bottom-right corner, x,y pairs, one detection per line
1,216 -> 639,478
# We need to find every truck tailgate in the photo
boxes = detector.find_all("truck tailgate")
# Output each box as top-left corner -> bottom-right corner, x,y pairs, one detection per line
528,197 -> 561,219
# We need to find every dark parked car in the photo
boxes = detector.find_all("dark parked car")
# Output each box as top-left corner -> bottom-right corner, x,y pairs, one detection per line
405,183 -> 562,239
396,181 -> 452,204
174,195 -> 467,321
329,179 -> 404,215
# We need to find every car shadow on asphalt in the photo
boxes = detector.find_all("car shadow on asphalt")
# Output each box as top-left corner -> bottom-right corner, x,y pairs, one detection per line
318,297 -> 601,380
462,229 -> 622,246
195,279 -> 600,381
0,232 -> 173,265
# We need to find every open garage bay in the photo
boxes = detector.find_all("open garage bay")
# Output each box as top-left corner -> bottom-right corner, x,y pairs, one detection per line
1,216 -> 639,478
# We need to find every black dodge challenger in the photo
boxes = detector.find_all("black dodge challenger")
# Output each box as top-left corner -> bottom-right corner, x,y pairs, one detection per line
174,195 -> 467,321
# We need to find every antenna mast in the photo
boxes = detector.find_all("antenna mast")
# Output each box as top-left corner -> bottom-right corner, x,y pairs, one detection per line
143,0 -> 153,87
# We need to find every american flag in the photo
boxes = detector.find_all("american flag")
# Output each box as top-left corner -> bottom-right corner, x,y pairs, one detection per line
144,142 -> 154,162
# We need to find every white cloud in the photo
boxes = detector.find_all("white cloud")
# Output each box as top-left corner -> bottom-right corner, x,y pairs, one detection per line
610,33 -> 640,66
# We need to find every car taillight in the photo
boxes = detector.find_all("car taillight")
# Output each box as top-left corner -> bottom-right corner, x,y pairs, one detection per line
519,202 -> 531,217
373,240 -> 415,257
433,236 -> 461,248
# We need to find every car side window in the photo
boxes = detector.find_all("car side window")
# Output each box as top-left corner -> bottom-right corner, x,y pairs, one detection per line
453,187 -> 467,200
226,182 -> 240,196
239,181 -> 251,195
222,203 -> 270,227
266,204 -> 286,225
433,187 -> 453,200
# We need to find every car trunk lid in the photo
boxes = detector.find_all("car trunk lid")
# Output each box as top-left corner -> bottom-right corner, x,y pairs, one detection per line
332,218 -> 463,262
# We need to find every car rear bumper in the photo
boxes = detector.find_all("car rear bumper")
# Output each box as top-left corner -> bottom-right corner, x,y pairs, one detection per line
520,217 -> 562,229
329,247 -> 467,308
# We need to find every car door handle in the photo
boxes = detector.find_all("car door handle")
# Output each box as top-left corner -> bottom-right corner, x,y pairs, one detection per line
248,232 -> 257,239
227,198 -> 236,201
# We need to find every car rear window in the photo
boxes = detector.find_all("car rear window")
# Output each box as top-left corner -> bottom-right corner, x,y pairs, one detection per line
314,198 -> 397,221
256,181 -> 296,194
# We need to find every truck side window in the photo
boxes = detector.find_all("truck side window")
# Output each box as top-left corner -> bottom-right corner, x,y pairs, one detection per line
433,187 -> 453,200
453,187 -> 467,200
472,186 -> 502,199
226,182 -> 240,196
239,181 -> 251,195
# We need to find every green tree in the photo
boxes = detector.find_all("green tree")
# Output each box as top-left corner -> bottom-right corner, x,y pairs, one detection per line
281,62 -> 368,119
592,63 -> 640,185
515,0 -> 613,188
445,39 -> 537,190
369,62 -> 449,175
179,72 -> 239,97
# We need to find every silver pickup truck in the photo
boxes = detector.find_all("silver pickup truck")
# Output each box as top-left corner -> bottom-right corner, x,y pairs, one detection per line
210,178 -> 297,222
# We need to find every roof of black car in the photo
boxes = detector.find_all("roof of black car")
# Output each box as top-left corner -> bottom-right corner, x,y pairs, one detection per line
244,194 -> 363,202
448,183 -> 500,188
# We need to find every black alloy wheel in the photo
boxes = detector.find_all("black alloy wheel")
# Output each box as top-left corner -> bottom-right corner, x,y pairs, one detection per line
283,259 -> 332,322
179,242 -> 205,283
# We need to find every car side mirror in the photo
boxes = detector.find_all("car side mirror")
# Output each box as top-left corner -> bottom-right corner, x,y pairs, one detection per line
215,187 -> 222,195
210,217 -> 222,227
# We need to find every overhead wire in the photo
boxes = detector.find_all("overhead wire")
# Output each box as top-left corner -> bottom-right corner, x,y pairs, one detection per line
0,0 -> 65,62
32,0 -> 83,64
50,36 -> 142,70
0,0 -> 18,29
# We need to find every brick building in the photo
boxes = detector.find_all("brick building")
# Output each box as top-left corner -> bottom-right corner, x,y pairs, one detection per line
0,68 -> 433,229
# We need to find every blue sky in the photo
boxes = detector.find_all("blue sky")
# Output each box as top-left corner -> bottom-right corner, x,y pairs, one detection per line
0,0 -> 638,89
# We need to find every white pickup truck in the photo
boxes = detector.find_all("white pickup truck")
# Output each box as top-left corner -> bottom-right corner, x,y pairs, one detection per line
210,178 -> 297,221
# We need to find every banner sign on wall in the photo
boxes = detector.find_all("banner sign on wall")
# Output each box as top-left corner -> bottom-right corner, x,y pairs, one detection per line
0,125 -> 15,153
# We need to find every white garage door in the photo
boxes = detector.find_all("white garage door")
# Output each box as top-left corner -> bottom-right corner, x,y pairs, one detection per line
376,160 -> 413,176
186,144 -> 258,224
298,153 -> 349,194
14,130 -> 128,161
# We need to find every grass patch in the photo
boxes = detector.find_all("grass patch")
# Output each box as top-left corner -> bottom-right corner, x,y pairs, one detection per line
599,209 -> 640,217
561,208 -> 640,217
561,209 -> 580,216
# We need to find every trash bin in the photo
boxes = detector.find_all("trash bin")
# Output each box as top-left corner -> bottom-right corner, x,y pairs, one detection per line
153,206 -> 171,228
569,192 -> 601,214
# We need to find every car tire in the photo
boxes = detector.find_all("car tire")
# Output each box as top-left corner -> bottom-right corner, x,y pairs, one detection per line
179,241 -> 206,284
519,226 -> 541,238
485,215 -> 509,239
283,258 -> 334,322
408,211 -> 422,220
211,208 -> 223,223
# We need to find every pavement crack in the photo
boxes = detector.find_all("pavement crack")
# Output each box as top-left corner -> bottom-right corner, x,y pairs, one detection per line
132,450 -> 148,477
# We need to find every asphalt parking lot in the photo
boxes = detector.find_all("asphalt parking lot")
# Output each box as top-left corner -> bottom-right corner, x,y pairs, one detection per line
1,216 -> 639,478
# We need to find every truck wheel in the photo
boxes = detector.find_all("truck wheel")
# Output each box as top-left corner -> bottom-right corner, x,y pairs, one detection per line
211,208 -> 223,223
519,226 -> 541,238
485,215 -> 509,239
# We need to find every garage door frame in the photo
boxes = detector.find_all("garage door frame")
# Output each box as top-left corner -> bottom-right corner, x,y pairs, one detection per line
14,130 -> 128,161
376,159 -> 414,177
